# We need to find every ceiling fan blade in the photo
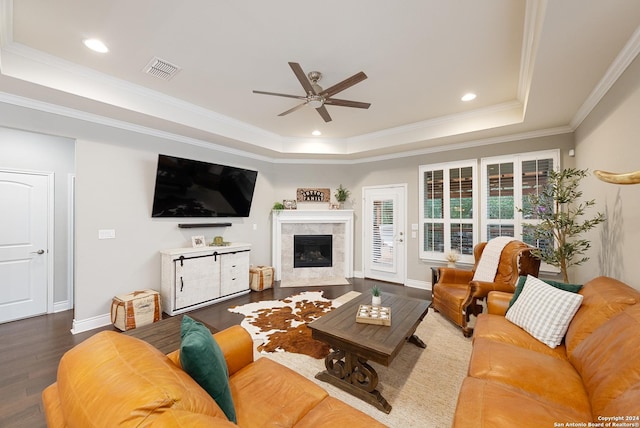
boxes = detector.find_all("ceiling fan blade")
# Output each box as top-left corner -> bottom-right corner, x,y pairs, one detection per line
324,98 -> 371,109
320,71 -> 367,98
289,62 -> 316,94
253,90 -> 306,100
316,105 -> 332,122
278,102 -> 307,117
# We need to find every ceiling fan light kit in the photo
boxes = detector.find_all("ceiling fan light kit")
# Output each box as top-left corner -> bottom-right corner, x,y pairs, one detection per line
253,62 -> 370,123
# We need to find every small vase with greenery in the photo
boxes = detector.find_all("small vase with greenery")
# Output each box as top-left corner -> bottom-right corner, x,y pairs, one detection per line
334,184 -> 351,208
272,201 -> 285,214
371,285 -> 382,306
519,168 -> 605,283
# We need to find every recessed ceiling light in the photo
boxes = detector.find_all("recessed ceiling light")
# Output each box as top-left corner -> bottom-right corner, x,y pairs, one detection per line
83,38 -> 109,53
312,130 -> 322,136
461,93 -> 477,102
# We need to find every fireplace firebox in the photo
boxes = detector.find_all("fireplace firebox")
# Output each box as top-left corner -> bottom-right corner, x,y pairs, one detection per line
294,235 -> 332,268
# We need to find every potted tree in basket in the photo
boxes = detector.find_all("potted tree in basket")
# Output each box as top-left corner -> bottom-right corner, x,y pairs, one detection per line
519,168 -> 605,283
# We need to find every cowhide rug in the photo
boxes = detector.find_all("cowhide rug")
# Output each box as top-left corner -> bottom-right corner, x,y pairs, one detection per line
228,291 -> 349,359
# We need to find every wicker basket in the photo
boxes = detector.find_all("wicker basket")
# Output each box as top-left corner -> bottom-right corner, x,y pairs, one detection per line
110,289 -> 161,331
249,266 -> 275,291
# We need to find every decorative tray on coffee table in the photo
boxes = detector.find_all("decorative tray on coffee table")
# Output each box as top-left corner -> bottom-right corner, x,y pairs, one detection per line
355,304 -> 391,326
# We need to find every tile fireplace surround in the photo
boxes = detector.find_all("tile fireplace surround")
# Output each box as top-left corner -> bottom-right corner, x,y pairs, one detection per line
271,210 -> 354,284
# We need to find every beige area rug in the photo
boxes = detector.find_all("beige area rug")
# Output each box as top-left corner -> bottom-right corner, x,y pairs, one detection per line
279,276 -> 352,287
262,309 -> 472,427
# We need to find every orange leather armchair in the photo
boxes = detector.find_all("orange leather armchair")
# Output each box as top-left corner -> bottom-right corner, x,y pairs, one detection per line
431,240 -> 540,337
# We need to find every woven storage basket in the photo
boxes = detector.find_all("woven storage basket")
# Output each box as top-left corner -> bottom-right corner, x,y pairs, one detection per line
249,266 -> 275,291
110,289 -> 161,331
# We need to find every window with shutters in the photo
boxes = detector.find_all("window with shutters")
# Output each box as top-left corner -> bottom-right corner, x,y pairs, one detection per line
419,150 -> 559,267
480,149 -> 559,270
419,160 -> 477,263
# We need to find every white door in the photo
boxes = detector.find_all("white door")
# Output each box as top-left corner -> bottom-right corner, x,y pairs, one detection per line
0,171 -> 49,323
363,185 -> 406,284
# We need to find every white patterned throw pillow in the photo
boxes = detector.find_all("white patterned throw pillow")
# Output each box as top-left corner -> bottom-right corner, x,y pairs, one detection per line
506,275 -> 583,348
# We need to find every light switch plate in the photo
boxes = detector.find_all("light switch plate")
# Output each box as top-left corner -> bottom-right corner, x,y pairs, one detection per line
98,229 -> 116,239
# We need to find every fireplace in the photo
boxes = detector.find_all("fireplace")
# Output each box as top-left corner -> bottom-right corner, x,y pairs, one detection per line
294,235 -> 333,268
272,209 -> 353,283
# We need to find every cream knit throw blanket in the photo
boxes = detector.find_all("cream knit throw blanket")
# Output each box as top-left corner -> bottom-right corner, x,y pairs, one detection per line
472,236 -> 515,282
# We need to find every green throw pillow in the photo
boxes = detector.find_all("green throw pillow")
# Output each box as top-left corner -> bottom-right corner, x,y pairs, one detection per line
180,315 -> 237,423
508,275 -> 583,311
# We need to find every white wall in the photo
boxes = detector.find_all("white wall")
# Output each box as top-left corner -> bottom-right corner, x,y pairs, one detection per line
74,138 -> 276,323
575,55 -> 640,289
0,127 -> 74,305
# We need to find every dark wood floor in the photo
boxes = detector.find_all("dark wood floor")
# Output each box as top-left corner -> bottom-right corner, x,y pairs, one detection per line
0,278 -> 429,428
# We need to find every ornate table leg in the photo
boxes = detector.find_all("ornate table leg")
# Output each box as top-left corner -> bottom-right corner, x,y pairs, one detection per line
315,349 -> 392,413
408,334 -> 427,348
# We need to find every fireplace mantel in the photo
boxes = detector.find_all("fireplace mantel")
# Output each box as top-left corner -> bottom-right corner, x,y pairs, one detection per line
271,210 -> 354,281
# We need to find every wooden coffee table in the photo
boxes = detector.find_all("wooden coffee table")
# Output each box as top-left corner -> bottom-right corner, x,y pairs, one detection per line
308,292 -> 430,413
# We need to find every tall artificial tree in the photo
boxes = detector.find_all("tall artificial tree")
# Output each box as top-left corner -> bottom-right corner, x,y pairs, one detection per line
520,168 -> 605,283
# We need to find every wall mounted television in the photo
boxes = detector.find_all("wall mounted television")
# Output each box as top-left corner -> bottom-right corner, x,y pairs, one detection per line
151,154 -> 258,218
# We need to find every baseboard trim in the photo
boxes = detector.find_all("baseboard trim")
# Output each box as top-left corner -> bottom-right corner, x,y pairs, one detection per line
71,313 -> 112,335
53,300 -> 72,313
406,278 -> 431,291
353,270 -> 364,278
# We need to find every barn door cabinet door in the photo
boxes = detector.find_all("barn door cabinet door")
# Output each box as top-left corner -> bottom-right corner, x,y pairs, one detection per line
160,243 -> 251,315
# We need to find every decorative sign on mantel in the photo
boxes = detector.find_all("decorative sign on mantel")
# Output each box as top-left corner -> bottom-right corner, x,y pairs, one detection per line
296,188 -> 330,202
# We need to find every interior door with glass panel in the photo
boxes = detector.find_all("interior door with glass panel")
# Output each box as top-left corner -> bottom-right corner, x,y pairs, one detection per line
363,185 -> 406,284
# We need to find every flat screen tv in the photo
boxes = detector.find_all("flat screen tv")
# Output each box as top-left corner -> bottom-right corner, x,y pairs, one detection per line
151,154 -> 258,217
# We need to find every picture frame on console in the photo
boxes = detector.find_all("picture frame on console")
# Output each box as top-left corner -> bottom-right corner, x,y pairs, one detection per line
191,235 -> 206,248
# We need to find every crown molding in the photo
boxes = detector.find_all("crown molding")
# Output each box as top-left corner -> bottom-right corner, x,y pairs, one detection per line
0,88 -> 573,167
518,0 -> 547,108
0,90 -> 277,163
273,126 -> 574,165
570,24 -> 640,129
346,100 -> 523,148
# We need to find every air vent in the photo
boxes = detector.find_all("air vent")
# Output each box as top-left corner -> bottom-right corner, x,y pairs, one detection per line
143,57 -> 181,81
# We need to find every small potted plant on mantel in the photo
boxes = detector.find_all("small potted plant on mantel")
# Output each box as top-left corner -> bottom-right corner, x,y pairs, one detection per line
371,285 -> 382,306
271,201 -> 285,215
334,184 -> 351,209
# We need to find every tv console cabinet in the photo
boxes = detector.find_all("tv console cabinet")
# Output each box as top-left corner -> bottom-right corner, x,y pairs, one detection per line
160,243 -> 251,315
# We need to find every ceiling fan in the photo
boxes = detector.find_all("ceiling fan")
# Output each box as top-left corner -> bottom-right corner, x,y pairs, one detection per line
253,62 -> 371,123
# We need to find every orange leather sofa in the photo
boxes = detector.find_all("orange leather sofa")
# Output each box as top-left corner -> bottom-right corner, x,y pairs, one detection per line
42,325 -> 386,427
452,276 -> 640,427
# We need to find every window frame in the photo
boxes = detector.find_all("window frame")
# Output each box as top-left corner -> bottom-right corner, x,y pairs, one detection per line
419,159 -> 478,264
480,149 -> 560,272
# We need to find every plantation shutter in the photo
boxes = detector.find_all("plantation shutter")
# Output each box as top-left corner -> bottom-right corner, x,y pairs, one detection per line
423,169 -> 444,254
371,198 -> 396,270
